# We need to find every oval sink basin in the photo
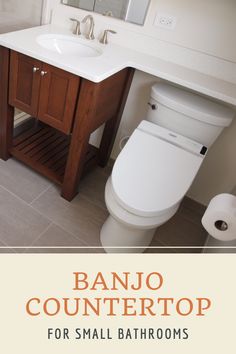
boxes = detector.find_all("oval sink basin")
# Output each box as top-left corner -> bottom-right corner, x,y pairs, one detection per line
36,34 -> 102,57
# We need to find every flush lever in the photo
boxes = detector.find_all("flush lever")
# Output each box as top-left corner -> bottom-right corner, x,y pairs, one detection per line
148,102 -> 157,110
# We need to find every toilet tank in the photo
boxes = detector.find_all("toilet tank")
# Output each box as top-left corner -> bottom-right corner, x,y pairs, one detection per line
147,83 -> 235,147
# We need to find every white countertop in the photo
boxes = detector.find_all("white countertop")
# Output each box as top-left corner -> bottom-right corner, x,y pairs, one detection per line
0,24 -> 235,106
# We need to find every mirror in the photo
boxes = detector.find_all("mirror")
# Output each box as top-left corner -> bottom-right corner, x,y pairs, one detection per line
61,0 -> 150,25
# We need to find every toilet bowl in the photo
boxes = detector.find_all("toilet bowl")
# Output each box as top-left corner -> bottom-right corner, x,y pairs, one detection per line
100,83 -> 235,253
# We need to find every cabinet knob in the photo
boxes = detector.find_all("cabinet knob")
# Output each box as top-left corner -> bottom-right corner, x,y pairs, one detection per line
40,71 -> 48,77
33,67 -> 40,73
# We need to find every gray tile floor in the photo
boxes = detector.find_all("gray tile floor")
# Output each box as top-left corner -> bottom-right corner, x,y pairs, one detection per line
0,158 -> 208,253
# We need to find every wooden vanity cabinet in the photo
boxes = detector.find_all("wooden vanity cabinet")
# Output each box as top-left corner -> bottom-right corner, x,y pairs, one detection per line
9,52 -> 42,117
0,46 -> 134,201
9,51 -> 80,134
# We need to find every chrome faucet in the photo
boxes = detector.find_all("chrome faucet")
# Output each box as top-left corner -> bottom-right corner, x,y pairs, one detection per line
82,15 -> 95,40
99,29 -> 117,45
70,18 -> 81,36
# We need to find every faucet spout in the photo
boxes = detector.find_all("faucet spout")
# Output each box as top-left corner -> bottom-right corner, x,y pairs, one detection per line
82,15 -> 95,40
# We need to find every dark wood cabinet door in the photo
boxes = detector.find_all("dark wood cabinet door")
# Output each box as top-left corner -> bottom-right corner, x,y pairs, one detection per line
38,64 -> 80,134
9,51 -> 42,116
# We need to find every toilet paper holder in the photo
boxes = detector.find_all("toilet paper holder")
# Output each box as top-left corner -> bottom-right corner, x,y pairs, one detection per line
215,220 -> 228,231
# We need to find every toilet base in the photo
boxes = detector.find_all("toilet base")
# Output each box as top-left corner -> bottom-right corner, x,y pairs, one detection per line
100,215 -> 156,253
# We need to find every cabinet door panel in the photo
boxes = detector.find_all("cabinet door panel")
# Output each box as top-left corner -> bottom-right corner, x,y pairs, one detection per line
9,51 -> 41,116
38,64 -> 80,134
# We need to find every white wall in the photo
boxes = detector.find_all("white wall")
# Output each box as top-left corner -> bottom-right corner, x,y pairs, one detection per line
43,0 -> 236,206
188,117 -> 236,204
1,0 -> 43,25
153,0 -> 236,63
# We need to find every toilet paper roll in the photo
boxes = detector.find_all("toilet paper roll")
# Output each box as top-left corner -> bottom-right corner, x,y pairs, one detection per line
202,193 -> 236,241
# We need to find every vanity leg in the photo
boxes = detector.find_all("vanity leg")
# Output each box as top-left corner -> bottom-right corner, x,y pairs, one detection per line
98,115 -> 118,167
0,46 -> 14,160
98,67 -> 134,167
61,137 -> 89,201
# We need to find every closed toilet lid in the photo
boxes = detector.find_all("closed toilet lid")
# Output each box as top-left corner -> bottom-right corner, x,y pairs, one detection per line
111,122 -> 204,217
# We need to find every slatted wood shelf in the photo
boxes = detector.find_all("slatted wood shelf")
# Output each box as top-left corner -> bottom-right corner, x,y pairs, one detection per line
11,123 -> 98,185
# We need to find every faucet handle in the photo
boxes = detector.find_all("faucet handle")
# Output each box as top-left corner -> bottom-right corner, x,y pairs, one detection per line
70,18 -> 81,35
99,29 -> 117,45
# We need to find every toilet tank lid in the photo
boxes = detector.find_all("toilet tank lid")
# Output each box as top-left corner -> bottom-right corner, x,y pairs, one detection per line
151,83 -> 235,127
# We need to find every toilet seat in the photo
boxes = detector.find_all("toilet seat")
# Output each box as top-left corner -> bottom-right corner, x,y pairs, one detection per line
111,121 -> 204,218
105,177 -> 179,229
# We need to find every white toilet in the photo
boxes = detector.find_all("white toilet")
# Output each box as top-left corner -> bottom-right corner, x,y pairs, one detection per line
100,83 -> 235,253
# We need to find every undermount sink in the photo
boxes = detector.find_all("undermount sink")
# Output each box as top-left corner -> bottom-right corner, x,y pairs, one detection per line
36,34 -> 102,57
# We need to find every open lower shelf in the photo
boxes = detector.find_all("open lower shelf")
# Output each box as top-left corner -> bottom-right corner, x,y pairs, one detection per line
11,122 -> 98,185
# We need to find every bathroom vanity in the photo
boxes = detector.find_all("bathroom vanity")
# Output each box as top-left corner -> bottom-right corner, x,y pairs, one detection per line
0,46 -> 134,201
0,24 -> 235,201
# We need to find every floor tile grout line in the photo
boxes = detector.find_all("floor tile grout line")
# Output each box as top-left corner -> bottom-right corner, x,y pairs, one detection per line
20,205 -> 99,249
0,238 -> 17,253
154,238 -> 169,247
29,200 -> 88,241
29,183 -> 53,206
35,221 -> 94,249
29,187 -> 73,219
152,237 -> 205,249
0,222 -> 54,251
29,188 -> 107,246
50,225 -> 93,247
0,164 -> 53,206
179,212 -> 206,228
0,183 -> 52,218
0,185 -> 55,238
23,221 -> 54,251
45,221 -> 101,249
0,183 -> 75,228
79,191 -> 108,212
